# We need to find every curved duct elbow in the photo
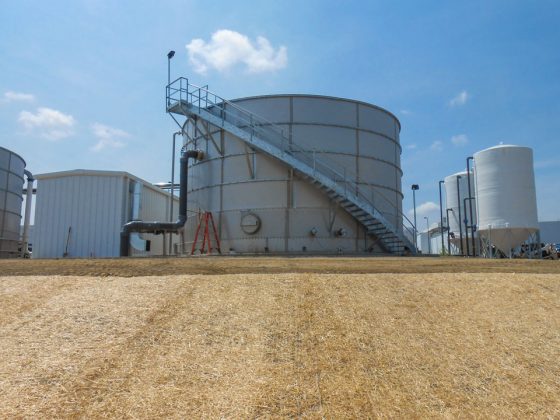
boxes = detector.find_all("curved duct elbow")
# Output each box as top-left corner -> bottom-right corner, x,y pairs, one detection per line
130,232 -> 150,252
120,148 -> 203,256
129,182 -> 149,252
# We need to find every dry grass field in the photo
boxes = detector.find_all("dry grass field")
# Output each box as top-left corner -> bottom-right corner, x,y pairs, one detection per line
1,257 -> 559,418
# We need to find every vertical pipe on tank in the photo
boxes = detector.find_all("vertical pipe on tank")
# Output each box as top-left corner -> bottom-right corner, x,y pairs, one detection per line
456,175 -> 463,255
466,157 -> 475,255
446,208 -> 453,255
438,180 -> 444,254
21,170 -> 34,257
488,224 -> 492,258
463,197 -> 470,256
168,130 -> 182,253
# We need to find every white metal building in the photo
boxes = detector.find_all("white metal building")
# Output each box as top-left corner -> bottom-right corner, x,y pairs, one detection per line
538,221 -> 560,244
33,170 -> 178,258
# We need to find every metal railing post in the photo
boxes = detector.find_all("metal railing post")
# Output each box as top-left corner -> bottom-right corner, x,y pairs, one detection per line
313,149 -> 316,174
250,115 -> 253,142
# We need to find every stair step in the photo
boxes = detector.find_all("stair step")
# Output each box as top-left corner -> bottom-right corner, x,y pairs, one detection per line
369,231 -> 388,237
368,227 -> 387,233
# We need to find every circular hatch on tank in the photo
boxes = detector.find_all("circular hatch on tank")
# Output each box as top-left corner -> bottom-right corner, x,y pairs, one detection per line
240,212 -> 261,235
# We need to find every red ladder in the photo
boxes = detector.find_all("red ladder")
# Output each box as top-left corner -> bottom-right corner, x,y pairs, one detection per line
191,212 -> 221,255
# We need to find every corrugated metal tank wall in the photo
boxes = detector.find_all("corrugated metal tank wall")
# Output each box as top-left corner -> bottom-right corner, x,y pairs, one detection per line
0,147 -> 25,258
185,95 -> 402,254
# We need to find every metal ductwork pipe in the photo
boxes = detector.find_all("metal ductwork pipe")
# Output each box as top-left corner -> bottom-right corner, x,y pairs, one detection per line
120,148 -> 203,256
21,170 -> 34,258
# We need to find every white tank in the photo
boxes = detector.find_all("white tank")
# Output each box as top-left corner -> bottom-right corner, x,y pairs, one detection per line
444,171 -> 476,253
474,145 -> 538,255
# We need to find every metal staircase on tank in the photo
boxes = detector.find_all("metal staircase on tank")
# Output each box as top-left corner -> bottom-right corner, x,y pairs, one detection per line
166,78 -> 417,255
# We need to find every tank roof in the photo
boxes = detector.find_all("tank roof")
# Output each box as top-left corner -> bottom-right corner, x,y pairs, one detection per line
444,170 -> 472,180
475,144 -> 531,154
230,93 -> 401,131
0,146 -> 26,167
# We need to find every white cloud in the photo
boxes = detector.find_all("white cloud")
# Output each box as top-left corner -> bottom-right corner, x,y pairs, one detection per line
407,201 -> 440,220
430,140 -> 443,152
18,107 -> 75,140
400,109 -> 412,116
405,144 -> 417,150
3,91 -> 35,103
451,134 -> 469,146
449,90 -> 469,107
186,29 -> 287,74
90,123 -> 129,152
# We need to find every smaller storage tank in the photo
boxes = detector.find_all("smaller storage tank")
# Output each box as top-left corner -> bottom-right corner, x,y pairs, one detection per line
474,145 -> 538,255
0,147 -> 26,258
444,170 -> 476,254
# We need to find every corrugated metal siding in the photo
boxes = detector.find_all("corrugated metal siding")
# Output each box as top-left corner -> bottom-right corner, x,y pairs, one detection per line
34,171 -> 180,258
34,174 -> 124,258
131,183 -> 179,256
539,221 -> 560,244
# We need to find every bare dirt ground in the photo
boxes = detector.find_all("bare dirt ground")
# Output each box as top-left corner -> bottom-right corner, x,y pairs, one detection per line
1,257 -> 559,418
1,255 -> 559,276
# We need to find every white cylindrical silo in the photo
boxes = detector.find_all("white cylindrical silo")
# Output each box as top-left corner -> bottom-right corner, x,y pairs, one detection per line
474,145 -> 538,255
444,170 -> 476,254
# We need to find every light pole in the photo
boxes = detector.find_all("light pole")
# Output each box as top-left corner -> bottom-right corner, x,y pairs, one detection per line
438,180 -> 445,255
424,216 -> 431,254
411,184 -> 419,250
456,175 -> 464,256
167,50 -> 175,84
167,50 -> 175,105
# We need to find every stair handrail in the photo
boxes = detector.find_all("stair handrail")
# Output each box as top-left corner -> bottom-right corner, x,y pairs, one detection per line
167,78 -> 416,245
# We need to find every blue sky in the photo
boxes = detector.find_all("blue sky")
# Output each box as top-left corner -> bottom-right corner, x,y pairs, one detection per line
1,0 -> 559,223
